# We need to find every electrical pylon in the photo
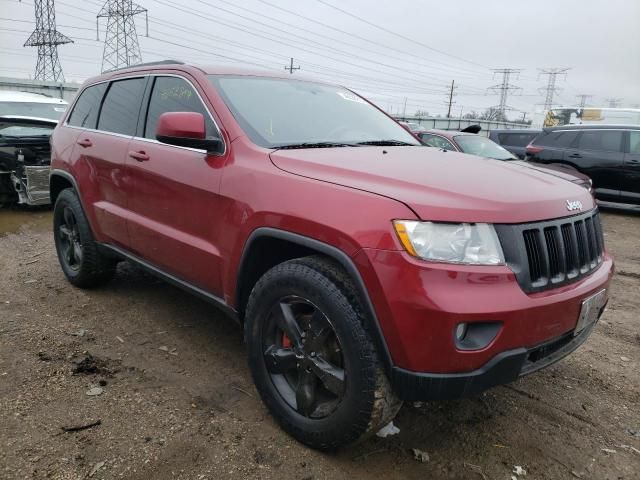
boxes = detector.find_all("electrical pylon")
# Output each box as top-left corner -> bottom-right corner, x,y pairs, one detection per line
24,0 -> 73,82
97,0 -> 148,72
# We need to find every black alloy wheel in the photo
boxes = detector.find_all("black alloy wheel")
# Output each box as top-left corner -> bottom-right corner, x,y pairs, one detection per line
57,206 -> 83,271
245,256 -> 402,450
262,296 -> 345,419
53,188 -> 116,288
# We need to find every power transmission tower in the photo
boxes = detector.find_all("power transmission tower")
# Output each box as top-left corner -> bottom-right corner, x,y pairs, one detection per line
487,68 -> 522,120
605,97 -> 623,108
445,80 -> 457,118
576,94 -> 593,108
284,57 -> 300,74
97,0 -> 148,72
538,68 -> 570,110
24,0 -> 73,82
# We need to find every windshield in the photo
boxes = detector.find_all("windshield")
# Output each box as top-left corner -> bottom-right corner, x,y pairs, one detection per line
209,76 -> 420,148
453,135 -> 515,160
0,101 -> 67,121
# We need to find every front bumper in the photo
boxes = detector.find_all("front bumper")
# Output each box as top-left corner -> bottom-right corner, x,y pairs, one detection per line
353,247 -> 614,397
391,317 -> 602,401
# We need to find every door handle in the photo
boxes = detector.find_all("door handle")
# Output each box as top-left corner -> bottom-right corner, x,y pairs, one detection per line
568,153 -> 582,159
76,138 -> 92,148
128,150 -> 150,162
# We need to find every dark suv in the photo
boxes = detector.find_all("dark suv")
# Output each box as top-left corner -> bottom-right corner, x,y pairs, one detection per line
526,125 -> 640,204
49,62 -> 613,450
489,129 -> 541,159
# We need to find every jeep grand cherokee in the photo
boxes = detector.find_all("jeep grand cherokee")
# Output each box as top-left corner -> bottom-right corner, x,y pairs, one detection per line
49,61 -> 614,450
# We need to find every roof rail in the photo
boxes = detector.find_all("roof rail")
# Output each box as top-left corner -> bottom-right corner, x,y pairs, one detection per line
105,60 -> 185,73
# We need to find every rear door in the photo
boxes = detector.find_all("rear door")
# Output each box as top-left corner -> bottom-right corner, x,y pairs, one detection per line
622,130 -> 640,202
76,77 -> 147,246
526,129 -> 579,164
566,129 -> 624,201
126,74 -> 227,296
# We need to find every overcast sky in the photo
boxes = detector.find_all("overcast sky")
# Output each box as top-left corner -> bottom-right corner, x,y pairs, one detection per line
1,0 -> 639,118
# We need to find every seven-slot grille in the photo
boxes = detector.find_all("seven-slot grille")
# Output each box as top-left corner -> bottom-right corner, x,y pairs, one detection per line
495,210 -> 605,293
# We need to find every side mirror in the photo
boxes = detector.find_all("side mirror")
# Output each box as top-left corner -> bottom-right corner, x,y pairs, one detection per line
156,111 -> 223,153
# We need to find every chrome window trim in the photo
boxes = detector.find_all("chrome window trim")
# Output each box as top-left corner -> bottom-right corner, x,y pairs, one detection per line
64,73 -> 226,156
64,124 -> 133,140
131,136 -> 208,154
551,128 -> 632,133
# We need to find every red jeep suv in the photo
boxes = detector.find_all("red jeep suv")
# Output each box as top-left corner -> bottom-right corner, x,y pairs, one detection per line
49,61 -> 613,450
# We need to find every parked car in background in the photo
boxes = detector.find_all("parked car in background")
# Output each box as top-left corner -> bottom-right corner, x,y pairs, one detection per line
489,129 -> 541,159
0,91 -> 68,121
0,116 -> 57,206
526,125 -> 640,204
50,62 -> 612,450
399,120 -> 427,134
417,128 -> 592,191
0,92 -> 68,206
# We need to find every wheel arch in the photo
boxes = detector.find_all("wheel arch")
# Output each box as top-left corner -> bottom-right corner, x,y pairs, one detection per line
235,227 -> 393,373
49,169 -> 79,205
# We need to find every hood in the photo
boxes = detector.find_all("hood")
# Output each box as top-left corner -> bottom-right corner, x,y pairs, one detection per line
512,160 -> 591,185
269,146 -> 596,224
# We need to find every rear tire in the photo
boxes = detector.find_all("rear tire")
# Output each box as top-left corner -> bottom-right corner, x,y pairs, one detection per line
245,255 -> 401,450
53,188 -> 116,288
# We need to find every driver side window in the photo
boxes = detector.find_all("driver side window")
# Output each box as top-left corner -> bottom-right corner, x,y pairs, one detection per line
420,134 -> 455,151
144,76 -> 218,140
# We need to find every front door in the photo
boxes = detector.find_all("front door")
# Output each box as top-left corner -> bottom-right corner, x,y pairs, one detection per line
565,129 -> 624,201
622,130 -> 640,203
126,75 -> 227,296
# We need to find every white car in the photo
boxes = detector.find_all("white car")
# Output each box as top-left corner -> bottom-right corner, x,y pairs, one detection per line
0,91 -> 68,206
0,90 -> 68,121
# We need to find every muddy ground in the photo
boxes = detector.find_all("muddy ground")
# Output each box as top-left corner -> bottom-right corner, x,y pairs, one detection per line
1,205 -> 639,480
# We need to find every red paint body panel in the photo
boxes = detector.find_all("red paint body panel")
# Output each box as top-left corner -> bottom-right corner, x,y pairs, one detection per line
270,147 -> 595,223
355,248 -> 613,372
50,65 -> 615,382
156,111 -> 206,139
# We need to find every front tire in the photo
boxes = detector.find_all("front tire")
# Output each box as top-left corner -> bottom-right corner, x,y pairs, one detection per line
245,256 -> 401,450
53,188 -> 116,288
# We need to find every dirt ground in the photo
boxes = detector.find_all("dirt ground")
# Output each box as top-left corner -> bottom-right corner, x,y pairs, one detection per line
1,205 -> 639,480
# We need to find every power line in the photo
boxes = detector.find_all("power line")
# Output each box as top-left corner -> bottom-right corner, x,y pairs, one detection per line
487,68 -> 522,119
314,0 -> 489,69
97,0 -> 148,72
538,67 -> 570,110
203,0 -> 492,80
23,0 -> 73,81
254,0 -> 492,77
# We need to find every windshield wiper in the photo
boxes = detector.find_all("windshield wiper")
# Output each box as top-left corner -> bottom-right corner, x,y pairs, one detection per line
274,142 -> 359,149
356,140 -> 415,146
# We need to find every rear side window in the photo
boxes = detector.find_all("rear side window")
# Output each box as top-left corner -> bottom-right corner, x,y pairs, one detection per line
534,130 -> 579,148
498,132 -> 537,147
97,78 -> 146,135
577,130 -> 623,152
144,76 -> 217,139
629,131 -> 640,154
67,83 -> 107,129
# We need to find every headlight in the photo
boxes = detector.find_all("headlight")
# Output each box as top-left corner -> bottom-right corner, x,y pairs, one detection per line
393,220 -> 505,265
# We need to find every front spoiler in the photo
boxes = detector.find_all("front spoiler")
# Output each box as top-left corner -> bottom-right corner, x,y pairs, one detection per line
390,314 -> 601,401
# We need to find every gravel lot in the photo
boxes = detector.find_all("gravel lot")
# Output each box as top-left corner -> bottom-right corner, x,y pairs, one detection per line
1,205 -> 639,480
